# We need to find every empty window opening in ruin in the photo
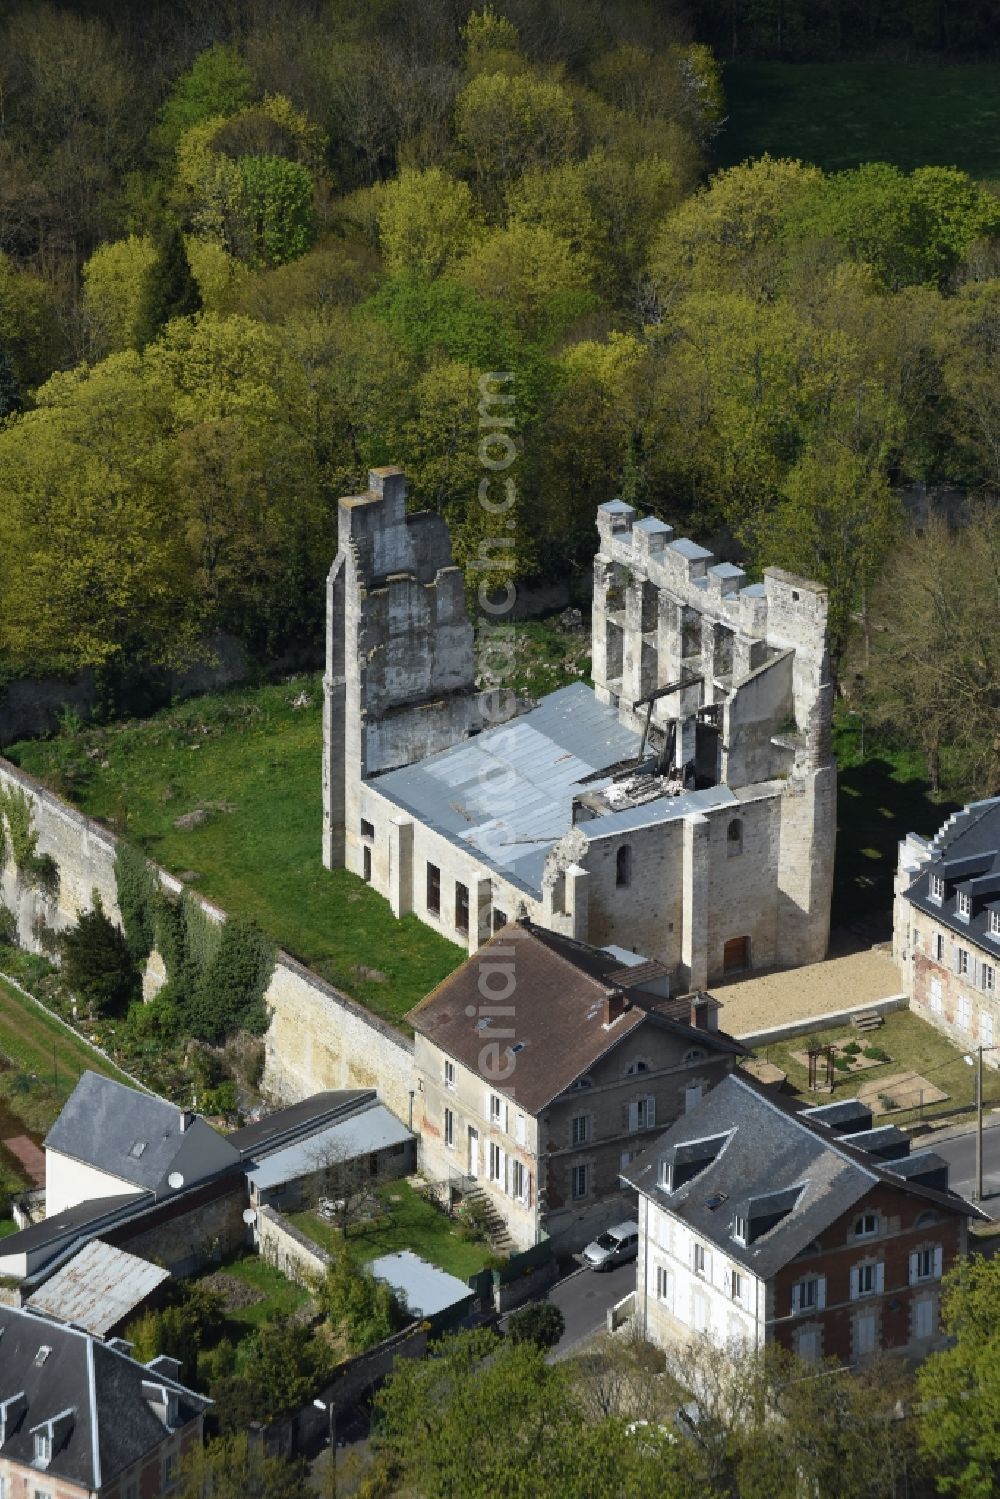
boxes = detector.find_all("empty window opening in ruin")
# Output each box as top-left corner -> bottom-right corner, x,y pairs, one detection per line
455,881 -> 470,935
616,845 -> 632,888
727,818 -> 743,857
426,862 -> 441,916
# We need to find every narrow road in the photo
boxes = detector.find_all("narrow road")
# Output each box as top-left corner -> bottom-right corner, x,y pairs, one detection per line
933,1125 -> 1000,1223
547,1259 -> 637,1359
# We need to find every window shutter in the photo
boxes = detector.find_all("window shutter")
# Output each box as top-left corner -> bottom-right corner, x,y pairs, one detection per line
516,1112 -> 525,1146
723,1268 -> 731,1296
816,1276 -> 826,1310
951,945 -> 961,974
523,1170 -> 532,1206
850,1267 -> 860,1300
875,1262 -> 885,1294
628,1101 -> 639,1132
504,1103 -> 509,1133
791,1283 -> 801,1314
646,1095 -> 656,1128
933,1246 -> 943,1279
484,1089 -> 492,1120
908,1252 -> 918,1286
501,1150 -> 508,1194
705,1250 -> 713,1282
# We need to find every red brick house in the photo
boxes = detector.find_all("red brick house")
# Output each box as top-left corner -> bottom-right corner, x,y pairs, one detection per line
626,1074 -> 983,1362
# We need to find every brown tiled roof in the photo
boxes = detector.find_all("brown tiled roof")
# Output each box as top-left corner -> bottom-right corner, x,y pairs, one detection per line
406,921 -> 743,1114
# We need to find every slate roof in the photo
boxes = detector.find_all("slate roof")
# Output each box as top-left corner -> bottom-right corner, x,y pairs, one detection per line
45,1072 -> 241,1195
227,1089 -> 375,1157
0,1194 -> 150,1259
374,682 -> 735,895
25,1240 -> 169,1338
904,797 -> 1000,959
0,1305 -> 209,1490
623,1072 -> 982,1281
407,921 -> 744,1115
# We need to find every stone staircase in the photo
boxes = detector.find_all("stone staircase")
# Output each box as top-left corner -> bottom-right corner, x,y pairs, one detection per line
461,1185 -> 514,1254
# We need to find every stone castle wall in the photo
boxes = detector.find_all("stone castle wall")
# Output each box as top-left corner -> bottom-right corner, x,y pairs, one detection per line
0,757 -> 414,1118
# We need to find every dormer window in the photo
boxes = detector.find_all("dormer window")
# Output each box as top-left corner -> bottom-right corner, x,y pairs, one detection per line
34,1431 -> 52,1467
991,910 -> 1000,938
929,874 -> 945,903
626,1059 -> 649,1075
658,1159 -> 672,1191
854,1212 -> 878,1239
732,1214 -> 747,1244
957,891 -> 971,921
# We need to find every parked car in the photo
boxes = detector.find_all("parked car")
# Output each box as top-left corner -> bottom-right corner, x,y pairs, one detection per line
582,1220 -> 640,1271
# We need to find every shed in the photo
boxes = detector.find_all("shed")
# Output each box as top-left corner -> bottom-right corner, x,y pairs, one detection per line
245,1101 -> 415,1209
367,1250 -> 476,1329
25,1239 -> 170,1338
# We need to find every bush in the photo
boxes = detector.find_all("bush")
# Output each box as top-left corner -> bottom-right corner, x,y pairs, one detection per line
842,1041 -> 862,1056
60,896 -> 139,1017
864,1045 -> 890,1062
833,1055 -> 852,1072
317,1254 -> 409,1354
506,1300 -> 564,1351
0,905 -> 17,946
879,1093 -> 899,1112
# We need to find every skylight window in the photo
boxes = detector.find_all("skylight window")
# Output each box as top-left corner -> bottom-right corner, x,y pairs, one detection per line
129,1140 -> 146,1158
33,1347 -> 51,1367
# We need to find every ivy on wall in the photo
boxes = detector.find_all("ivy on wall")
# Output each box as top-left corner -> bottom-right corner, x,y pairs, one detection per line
0,784 -> 59,898
113,845 -> 274,1045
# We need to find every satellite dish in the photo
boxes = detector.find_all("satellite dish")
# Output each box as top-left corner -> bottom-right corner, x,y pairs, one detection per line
242,1208 -> 257,1226
167,1171 -> 184,1190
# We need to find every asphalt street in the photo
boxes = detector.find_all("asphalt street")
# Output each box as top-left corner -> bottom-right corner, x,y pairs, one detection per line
547,1259 -> 637,1358
933,1124 -> 1000,1222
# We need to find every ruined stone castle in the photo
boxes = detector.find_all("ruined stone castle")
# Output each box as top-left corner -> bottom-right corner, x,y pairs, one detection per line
323,468 -> 835,989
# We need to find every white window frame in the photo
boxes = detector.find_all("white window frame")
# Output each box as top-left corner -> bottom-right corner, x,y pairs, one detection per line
983,1011 -> 995,1048
488,1141 -> 504,1184
934,932 -> 945,962
791,1275 -> 825,1314
34,1432 -> 52,1467
444,1107 -> 454,1149
959,947 -> 971,976
958,993 -> 972,1031
909,1245 -> 943,1284
929,874 -> 945,903
957,890 -> 971,921
730,1270 -> 745,1303
991,909 -> 1000,938
443,1059 -> 455,1090
930,976 -> 943,1014
489,1092 -> 504,1126
854,1211 -> 878,1239
692,1242 -> 711,1279
983,967 -> 995,998
732,1214 -> 747,1244
515,1112 -> 526,1147
656,1264 -> 673,1306
851,1260 -> 884,1299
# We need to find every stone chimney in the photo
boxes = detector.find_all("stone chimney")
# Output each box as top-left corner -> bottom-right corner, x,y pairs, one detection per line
603,988 -> 629,1026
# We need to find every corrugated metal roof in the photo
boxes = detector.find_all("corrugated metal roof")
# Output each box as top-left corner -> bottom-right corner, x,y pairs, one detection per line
366,1250 -> 474,1318
246,1103 -> 413,1191
26,1239 -> 168,1337
375,684 -> 646,893
577,782 -> 736,837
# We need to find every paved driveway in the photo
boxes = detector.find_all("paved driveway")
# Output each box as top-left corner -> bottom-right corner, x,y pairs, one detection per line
547,1259 -> 637,1359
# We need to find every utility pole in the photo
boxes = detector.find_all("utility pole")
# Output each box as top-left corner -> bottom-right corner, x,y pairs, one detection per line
975,1045 -> 984,1204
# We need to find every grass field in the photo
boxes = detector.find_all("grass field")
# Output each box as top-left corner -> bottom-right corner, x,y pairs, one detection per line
205,1253 -> 309,1331
6,618 -> 588,1029
0,972 -> 134,1136
290,1179 -> 495,1282
750,1009 -> 1000,1124
718,62 -> 1000,178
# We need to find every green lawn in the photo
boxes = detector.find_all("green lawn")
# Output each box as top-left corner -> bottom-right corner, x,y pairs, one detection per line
831,711 -> 962,931
0,1218 -> 18,1239
0,972 -> 135,1133
718,62 -> 1000,178
5,618 -> 588,1029
750,1009 -> 1000,1124
200,1253 -> 308,1331
289,1180 -> 495,1282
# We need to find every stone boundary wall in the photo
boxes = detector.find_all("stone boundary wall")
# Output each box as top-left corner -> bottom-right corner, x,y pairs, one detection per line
0,963 -> 152,1095
257,1204 -> 330,1286
737,994 -> 906,1048
0,757 -> 415,1119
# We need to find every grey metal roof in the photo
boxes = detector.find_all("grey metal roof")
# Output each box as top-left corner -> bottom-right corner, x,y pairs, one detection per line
904,797 -> 1000,959
577,783 -> 736,838
26,1240 -> 169,1338
45,1072 -> 241,1195
0,1305 -> 209,1489
366,1250 -> 474,1319
246,1103 -> 413,1192
375,684 -> 644,893
227,1090 -> 375,1157
0,1194 -> 151,1267
623,1073 -> 979,1280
